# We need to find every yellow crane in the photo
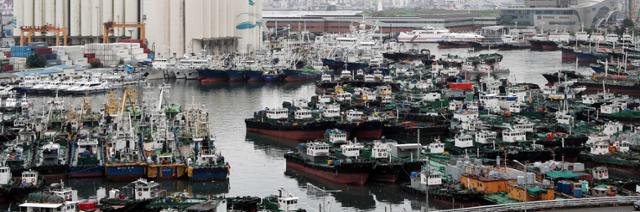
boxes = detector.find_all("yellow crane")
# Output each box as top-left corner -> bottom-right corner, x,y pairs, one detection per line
102,21 -> 146,43
19,24 -> 68,46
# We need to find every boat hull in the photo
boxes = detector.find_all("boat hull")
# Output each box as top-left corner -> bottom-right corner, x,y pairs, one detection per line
245,119 -> 333,141
147,164 -> 187,179
197,68 -> 228,83
68,165 -> 104,178
188,167 -> 229,181
105,163 -> 147,181
285,154 -> 371,185
227,70 -> 247,82
245,71 -> 264,82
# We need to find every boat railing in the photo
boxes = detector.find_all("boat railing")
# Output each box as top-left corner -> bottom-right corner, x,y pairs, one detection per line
434,195 -> 640,212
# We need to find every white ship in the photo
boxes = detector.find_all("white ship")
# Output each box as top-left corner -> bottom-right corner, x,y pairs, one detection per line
397,27 -> 484,43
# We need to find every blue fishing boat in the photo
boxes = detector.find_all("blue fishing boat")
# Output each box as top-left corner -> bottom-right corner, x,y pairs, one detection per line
246,70 -> 264,82
197,68 -> 228,83
68,136 -> 104,178
227,69 -> 247,82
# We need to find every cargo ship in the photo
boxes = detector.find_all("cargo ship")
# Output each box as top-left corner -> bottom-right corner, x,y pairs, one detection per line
245,107 -> 335,141
284,142 -> 373,185
197,68 -> 228,83
246,70 -> 264,82
282,67 -> 321,82
227,69 -> 247,82
68,136 -> 104,178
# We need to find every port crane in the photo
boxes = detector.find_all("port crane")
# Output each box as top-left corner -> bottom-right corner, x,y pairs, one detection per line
19,24 -> 68,46
102,22 -> 146,43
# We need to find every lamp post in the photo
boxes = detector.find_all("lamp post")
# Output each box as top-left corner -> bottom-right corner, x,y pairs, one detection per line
513,160 -> 528,212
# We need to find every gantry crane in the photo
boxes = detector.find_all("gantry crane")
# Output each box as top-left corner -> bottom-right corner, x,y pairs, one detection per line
19,24 -> 68,46
102,22 -> 146,43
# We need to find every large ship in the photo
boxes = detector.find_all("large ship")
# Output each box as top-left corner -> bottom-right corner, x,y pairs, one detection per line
284,142 -> 373,185
33,136 -> 69,180
282,67 -> 321,82
188,137 -> 230,181
397,27 -> 484,43
245,107 -> 335,141
104,114 -> 147,181
68,135 -> 104,178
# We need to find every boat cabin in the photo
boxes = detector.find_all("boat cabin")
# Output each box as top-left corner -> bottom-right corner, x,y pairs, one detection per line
0,166 -> 10,185
383,75 -> 393,83
266,108 -> 289,120
294,109 -> 313,120
321,104 -> 341,118
277,189 -> 299,212
555,111 -> 573,125
423,92 -> 441,101
371,142 -> 390,159
454,133 -> 474,148
325,129 -> 347,145
305,142 -> 331,157
592,167 -> 609,180
475,130 -> 497,144
346,110 -> 364,122
336,92 -> 352,102
340,142 -> 364,158
321,74 -> 333,82
132,178 -> 163,200
364,74 -> 375,82
602,121 -> 623,136
318,95 -> 333,103
502,129 -> 526,143
21,170 -> 39,187
613,140 -> 630,153
428,138 -> 445,154
590,141 -> 610,155
423,169 -> 443,186
340,70 -> 353,80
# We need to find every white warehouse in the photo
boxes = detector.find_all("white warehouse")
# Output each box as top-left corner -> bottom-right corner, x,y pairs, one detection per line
13,0 -> 262,56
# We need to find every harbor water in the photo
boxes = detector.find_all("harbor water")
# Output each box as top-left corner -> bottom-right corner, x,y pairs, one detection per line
9,44 -> 597,211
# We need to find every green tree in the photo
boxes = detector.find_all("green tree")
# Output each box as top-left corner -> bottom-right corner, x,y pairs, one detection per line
26,54 -> 46,68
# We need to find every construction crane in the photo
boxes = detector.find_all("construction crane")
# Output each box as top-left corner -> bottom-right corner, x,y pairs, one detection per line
19,24 -> 68,46
102,21 -> 146,43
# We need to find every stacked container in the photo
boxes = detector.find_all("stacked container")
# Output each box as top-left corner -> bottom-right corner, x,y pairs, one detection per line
10,46 -> 33,58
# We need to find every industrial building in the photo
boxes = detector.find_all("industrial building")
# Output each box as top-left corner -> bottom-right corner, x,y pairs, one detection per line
499,0 -> 622,32
13,0 -> 262,57
262,10 -> 497,35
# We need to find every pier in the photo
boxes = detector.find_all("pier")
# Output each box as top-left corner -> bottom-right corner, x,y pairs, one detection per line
435,196 -> 640,212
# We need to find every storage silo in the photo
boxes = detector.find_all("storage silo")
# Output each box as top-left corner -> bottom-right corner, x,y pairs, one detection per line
81,0 -> 92,36
203,0 -> 211,38
101,0 -> 113,35
169,0 -> 182,56
210,0 -> 219,38
70,0 -> 81,36
44,0 -> 55,26
33,0 -> 43,28
91,0 -> 100,36
184,0 -> 203,55
124,0 -> 139,39
14,0 -> 23,36
55,0 -> 65,28
23,0 -> 34,27
113,0 -> 125,36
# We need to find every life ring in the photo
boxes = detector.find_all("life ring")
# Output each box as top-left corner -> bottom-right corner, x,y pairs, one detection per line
31,178 -> 35,183
138,192 -> 142,196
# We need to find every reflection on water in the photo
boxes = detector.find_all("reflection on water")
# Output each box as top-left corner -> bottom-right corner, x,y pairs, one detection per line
3,45 -> 575,211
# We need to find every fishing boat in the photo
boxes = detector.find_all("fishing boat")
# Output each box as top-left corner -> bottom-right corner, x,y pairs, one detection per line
68,133 -> 104,178
99,178 -> 165,211
245,107 -> 335,141
104,114 -> 147,181
282,67 -> 321,82
20,183 -> 79,212
284,142 -> 373,185
33,135 -> 69,179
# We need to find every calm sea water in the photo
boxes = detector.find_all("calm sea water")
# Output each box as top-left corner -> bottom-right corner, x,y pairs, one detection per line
8,44 -> 597,211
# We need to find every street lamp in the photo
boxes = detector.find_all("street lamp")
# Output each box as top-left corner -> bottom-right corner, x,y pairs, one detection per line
513,160 -> 528,212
